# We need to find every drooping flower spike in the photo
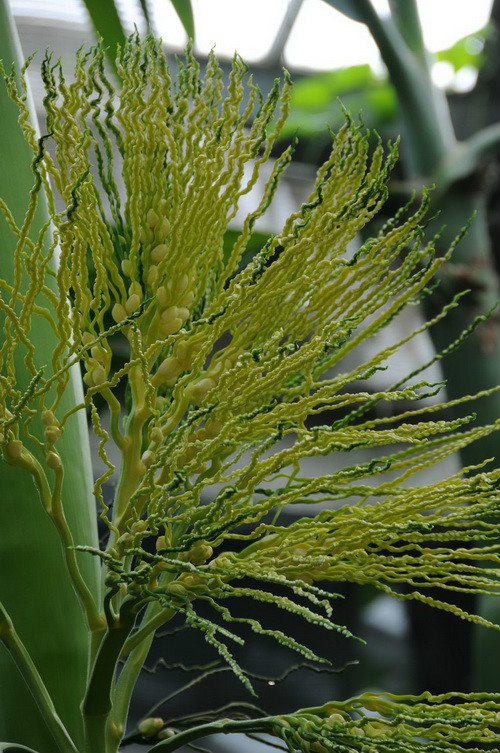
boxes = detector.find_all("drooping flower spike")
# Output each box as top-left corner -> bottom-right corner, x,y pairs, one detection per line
0,34 -> 499,753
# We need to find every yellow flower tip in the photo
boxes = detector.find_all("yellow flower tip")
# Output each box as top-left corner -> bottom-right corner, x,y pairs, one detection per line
46,450 -> 62,471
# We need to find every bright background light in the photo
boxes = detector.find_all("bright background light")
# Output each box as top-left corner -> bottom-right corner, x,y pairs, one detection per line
10,0 -> 495,91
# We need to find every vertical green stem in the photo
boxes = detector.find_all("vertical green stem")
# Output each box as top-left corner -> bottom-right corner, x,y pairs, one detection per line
82,598 -> 137,753
352,0 -> 455,172
0,602 -> 77,753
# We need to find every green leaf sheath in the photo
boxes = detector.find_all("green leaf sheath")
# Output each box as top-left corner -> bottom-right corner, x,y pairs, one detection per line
0,2 -> 100,750
168,0 -> 195,39
81,0 -> 127,71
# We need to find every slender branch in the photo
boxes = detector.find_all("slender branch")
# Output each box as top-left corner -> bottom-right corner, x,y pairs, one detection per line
108,627 -> 156,747
48,461 -> 103,632
388,0 -> 426,59
0,601 -> 78,753
120,603 -> 175,657
146,718 -> 274,753
4,449 -> 103,632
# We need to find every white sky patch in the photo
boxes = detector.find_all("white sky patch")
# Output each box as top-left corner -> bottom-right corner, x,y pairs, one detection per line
11,0 -> 496,90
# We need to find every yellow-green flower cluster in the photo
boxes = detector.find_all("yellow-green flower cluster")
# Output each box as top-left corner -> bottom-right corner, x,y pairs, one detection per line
0,36 -> 500,749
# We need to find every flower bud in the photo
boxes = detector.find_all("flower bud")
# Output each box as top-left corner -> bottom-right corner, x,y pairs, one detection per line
141,450 -> 156,467
155,217 -> 170,240
150,244 -> 168,264
326,713 -> 346,727
91,345 -> 107,362
138,717 -> 164,737
111,303 -> 128,323
189,541 -> 213,565
157,728 -> 176,740
125,294 -> 141,314
42,410 -> 57,427
146,209 -> 160,228
185,377 -> 216,406
150,427 -> 164,444
174,340 -> 189,364
44,425 -> 62,444
128,281 -> 143,298
180,290 -> 195,307
160,307 -> 183,336
91,365 -> 108,386
130,520 -> 148,534
204,418 -> 222,438
175,273 -> 189,296
146,265 -> 159,288
176,306 -> 190,322
166,582 -> 188,597
5,440 -> 23,460
46,451 -> 62,470
156,285 -> 170,307
121,259 -> 133,277
154,356 -> 183,386
156,535 -> 167,551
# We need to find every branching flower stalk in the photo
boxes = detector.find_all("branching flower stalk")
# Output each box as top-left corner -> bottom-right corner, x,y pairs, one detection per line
0,34 -> 500,753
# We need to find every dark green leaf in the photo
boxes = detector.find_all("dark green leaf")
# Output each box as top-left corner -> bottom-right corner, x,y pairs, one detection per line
138,0 -> 152,29
321,0 -> 363,23
169,0 -> 195,39
0,745 -> 41,753
82,0 -> 127,70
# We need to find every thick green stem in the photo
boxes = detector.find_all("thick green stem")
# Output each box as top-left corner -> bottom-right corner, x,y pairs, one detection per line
352,0 -> 455,173
0,602 -> 77,753
82,598 -> 137,753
